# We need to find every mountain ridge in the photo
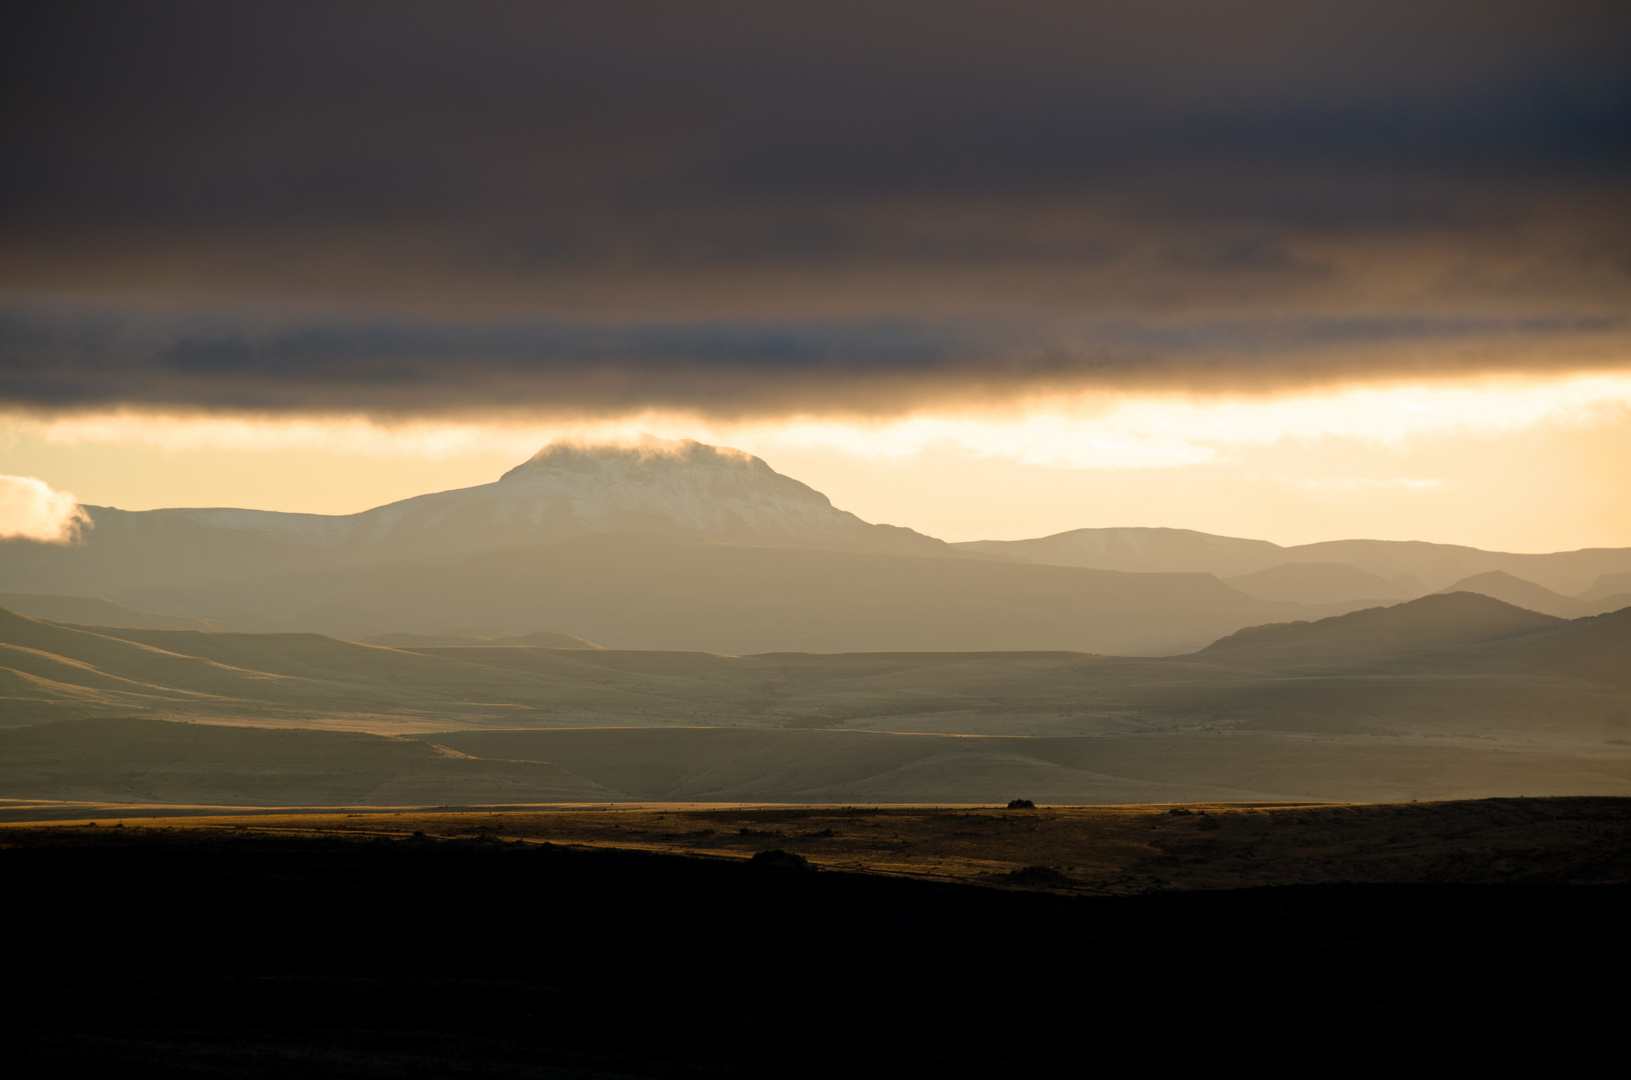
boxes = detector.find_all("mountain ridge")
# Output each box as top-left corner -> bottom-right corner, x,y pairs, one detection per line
4,437 -> 1627,649
957,527 -> 1631,594
70,437 -> 963,563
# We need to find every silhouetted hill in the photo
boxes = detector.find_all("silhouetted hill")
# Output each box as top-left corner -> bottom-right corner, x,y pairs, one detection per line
1393,605 -> 1631,687
1224,562 -> 1416,604
1196,592 -> 1562,667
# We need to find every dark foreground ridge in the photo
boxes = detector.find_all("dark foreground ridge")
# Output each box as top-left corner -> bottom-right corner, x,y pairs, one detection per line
4,810 -> 1628,1075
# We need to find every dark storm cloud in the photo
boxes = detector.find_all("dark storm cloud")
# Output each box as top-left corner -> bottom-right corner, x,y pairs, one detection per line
3,304 -> 1622,417
2,1 -> 1629,414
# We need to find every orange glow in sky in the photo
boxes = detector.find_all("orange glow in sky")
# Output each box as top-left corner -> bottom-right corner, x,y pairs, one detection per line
4,369 -> 1629,552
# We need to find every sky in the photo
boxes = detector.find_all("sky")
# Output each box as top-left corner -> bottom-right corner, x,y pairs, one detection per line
2,1 -> 1629,549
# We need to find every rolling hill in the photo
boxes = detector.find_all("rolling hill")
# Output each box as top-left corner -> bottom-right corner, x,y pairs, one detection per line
1195,592 -> 1563,668
4,591 -> 1630,808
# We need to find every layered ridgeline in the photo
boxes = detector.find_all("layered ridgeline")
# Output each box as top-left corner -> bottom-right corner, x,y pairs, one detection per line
0,438 -> 969,641
958,527 -> 1631,603
0,437 -> 954,584
3,437 -> 1628,652
0,438 -> 1296,653
3,594 -> 1629,807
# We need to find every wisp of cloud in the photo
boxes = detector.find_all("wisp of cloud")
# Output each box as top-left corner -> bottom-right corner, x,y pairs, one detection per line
0,474 -> 90,542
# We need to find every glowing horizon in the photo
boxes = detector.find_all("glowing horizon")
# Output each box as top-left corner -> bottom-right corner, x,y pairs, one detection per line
5,367 -> 1629,553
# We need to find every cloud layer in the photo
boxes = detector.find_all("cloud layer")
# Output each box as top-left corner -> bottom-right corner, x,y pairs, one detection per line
3,1 -> 1628,416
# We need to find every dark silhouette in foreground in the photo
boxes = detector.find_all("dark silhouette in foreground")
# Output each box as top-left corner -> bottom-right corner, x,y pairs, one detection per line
2,813 -> 1625,1075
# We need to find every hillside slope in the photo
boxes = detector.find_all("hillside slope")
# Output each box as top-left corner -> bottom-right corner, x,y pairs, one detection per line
1195,592 -> 1562,668
0,439 -> 963,620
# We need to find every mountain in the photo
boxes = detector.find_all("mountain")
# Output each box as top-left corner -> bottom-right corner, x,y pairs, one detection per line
308,437 -> 963,560
0,438 -> 962,613
957,528 -> 1631,594
5,436 -> 1623,652
0,438 -> 1335,652
171,438 -> 957,560
1196,592 -> 1562,668
1223,562 -> 1418,604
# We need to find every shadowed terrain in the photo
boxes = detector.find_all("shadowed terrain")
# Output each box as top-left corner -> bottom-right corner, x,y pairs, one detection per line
2,799 -> 1626,1074
12,796 -> 1623,892
4,593 -> 1629,808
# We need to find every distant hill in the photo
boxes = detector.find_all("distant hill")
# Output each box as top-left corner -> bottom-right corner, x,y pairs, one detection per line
1434,571 -> 1600,619
958,528 -> 1282,577
1581,571 -> 1631,603
1224,562 -> 1417,604
1196,592 -> 1562,668
957,528 -> 1631,595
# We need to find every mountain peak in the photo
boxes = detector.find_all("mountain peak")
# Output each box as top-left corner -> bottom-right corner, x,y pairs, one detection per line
502,435 -> 783,485
492,436 -> 837,519
362,434 -> 954,558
